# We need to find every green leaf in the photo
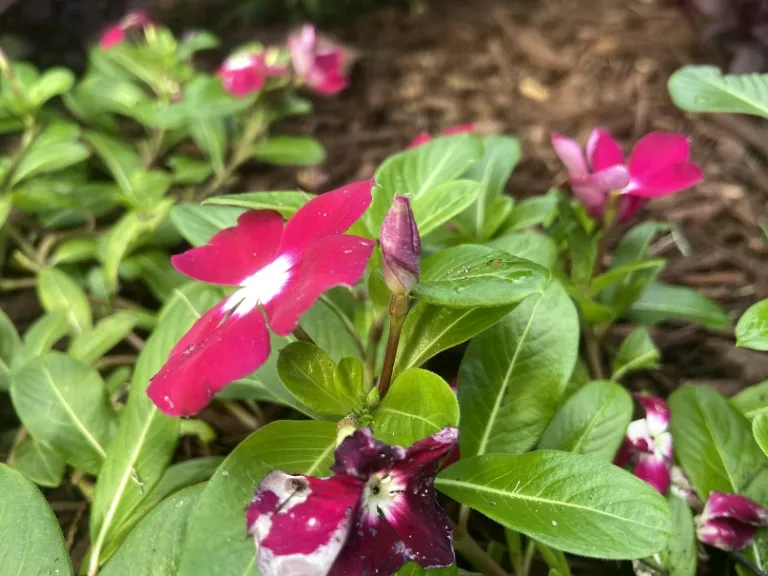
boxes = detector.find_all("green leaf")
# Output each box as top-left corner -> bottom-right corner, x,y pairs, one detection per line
334,356 -> 368,406
538,380 -> 632,460
12,311 -> 71,372
37,266 -> 92,334
252,135 -> 326,165
0,196 -> 10,228
591,259 -> 665,295
189,118 -> 226,174
557,198 -> 597,285
412,180 -> 482,236
178,421 -> 336,576
11,352 -> 118,473
436,451 -> 671,559
170,204 -> 244,247
459,280 -> 579,457
754,408 -> 768,458
627,282 -> 731,330
394,302 -> 513,376
396,563 -> 456,575
668,66 -> 768,118
669,385 -> 765,499
366,133 -> 483,234
68,311 -> 140,364
85,131 -> 143,199
535,541 -> 571,576
373,368 -> 459,447
300,294 -> 364,361
277,341 -> 362,415
8,436 -> 66,488
119,250 -> 185,302
0,308 -> 21,391
0,463 -> 73,576
660,495 -> 697,576
502,191 -> 559,233
88,284 -> 221,572
486,232 -> 558,269
29,67 -> 75,107
737,299 -> 768,351
50,236 -> 98,265
611,221 -> 668,267
731,381 -> 768,420
611,328 -> 661,380
166,155 -> 213,185
413,244 -> 549,308
205,190 -> 313,217
100,484 -> 204,576
454,135 -> 521,239
11,123 -> 90,185
101,200 -> 174,292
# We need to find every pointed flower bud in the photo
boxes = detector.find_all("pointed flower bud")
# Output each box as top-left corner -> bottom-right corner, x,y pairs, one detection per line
697,492 -> 768,551
380,196 -> 421,296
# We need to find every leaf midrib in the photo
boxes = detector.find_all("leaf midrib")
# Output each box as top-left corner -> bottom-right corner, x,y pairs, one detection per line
690,68 -> 768,116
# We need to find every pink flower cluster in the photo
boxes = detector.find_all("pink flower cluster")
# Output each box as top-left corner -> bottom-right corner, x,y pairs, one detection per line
99,11 -> 153,50
552,129 -> 703,222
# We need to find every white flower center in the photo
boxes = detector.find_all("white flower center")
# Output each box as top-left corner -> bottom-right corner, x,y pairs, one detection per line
362,473 -> 405,520
224,254 -> 293,317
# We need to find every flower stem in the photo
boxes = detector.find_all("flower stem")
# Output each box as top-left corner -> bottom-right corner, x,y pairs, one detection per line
453,531 -> 510,576
584,328 -> 605,380
729,551 -> 768,576
377,294 -> 408,398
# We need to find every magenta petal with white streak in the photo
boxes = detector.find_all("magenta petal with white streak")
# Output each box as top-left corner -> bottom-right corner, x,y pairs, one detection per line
635,395 -> 670,436
702,492 -> 768,526
697,518 -> 758,551
634,452 -> 671,494
148,181 -> 374,416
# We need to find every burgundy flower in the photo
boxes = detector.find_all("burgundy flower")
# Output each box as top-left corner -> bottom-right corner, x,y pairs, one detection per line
381,196 -> 421,295
218,50 -> 288,98
407,124 -> 475,149
615,394 -> 673,494
247,427 -> 458,576
288,25 -> 348,95
551,129 -> 703,222
99,11 -> 153,50
147,181 -> 375,416
697,492 -> 768,551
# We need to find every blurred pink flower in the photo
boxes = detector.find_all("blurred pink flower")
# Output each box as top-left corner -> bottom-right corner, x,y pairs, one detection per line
615,394 -> 673,494
551,129 -> 703,222
218,51 -> 287,98
288,25 -> 348,95
408,124 -> 475,148
697,492 -> 768,551
99,11 -> 152,50
147,181 -> 375,416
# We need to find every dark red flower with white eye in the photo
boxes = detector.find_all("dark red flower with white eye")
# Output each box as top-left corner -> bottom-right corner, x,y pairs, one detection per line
407,124 -> 475,149
288,25 -> 349,95
697,492 -> 768,551
247,427 -> 458,576
99,11 -> 153,50
147,181 -> 375,417
614,394 -> 673,494
218,50 -> 288,98
551,129 -> 703,223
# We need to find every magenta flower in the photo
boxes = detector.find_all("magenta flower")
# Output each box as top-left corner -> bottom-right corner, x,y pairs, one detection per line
615,394 -> 673,494
381,196 -> 421,295
288,25 -> 348,95
99,11 -> 153,50
218,51 -> 288,98
551,129 -> 703,222
147,181 -> 375,416
247,427 -> 458,576
407,124 -> 475,149
697,492 -> 768,551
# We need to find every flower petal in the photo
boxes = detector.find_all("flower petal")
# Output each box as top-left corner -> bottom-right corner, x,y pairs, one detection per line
100,26 -> 126,50
407,133 -> 432,149
590,165 -> 631,193
634,452 -> 671,494
614,438 -> 635,468
617,194 -> 647,222
551,133 -> 588,178
397,427 -> 459,476
147,301 -> 271,416
248,471 -> 363,576
267,234 -> 374,335
172,210 -> 284,286
702,492 -> 768,526
308,52 -> 348,94
587,128 -> 625,172
219,54 -> 267,97
635,395 -> 670,436
697,517 -> 757,551
626,419 -> 654,454
442,124 -> 475,136
279,181 -> 373,257
628,132 -> 691,180
623,163 -> 704,198
331,428 -> 406,481
571,179 -> 609,220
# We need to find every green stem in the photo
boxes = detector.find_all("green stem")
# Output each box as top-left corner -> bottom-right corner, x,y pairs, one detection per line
584,329 -> 605,380
5,223 -> 39,265
377,294 -> 408,398
454,531 -> 510,576
364,314 -> 384,389
521,539 -> 535,576
1,123 -> 38,194
729,551 -> 768,576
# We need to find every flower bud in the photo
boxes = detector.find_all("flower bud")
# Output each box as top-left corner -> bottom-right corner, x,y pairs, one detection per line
380,196 -> 421,296
696,492 -> 768,551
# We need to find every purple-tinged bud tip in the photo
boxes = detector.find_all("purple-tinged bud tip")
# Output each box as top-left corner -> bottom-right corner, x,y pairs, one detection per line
380,196 -> 421,296
697,518 -> 757,551
696,492 -> 768,551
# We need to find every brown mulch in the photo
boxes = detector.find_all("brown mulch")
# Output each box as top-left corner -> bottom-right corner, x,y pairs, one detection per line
241,0 -> 768,397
